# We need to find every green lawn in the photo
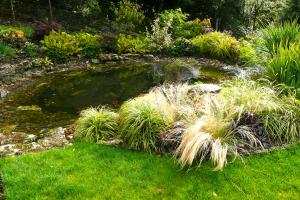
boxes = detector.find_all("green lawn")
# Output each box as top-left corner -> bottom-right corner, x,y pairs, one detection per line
0,142 -> 300,200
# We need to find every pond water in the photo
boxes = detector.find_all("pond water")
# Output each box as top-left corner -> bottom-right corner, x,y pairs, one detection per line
0,60 -> 235,135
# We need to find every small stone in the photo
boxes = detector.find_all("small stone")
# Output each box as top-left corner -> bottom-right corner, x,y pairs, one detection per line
91,59 -> 100,64
189,84 -> 221,94
24,134 -> 37,143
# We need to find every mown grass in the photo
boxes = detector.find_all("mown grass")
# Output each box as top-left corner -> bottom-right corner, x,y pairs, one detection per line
0,25 -> 33,37
0,142 -> 300,200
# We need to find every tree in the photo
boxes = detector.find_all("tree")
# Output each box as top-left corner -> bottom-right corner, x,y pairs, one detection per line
10,0 -> 16,22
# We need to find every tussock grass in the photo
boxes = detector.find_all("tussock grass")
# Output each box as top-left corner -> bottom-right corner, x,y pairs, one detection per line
75,107 -> 119,142
259,20 -> 300,55
119,97 -> 174,151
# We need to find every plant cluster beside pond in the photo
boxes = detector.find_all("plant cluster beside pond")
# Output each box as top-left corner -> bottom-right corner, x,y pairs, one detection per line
75,80 -> 300,170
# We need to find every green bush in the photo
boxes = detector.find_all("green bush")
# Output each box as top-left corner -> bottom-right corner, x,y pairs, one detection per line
116,34 -> 151,54
158,9 -> 204,39
259,21 -> 300,55
113,0 -> 145,32
191,32 -> 240,60
0,29 -> 26,47
0,25 -> 33,37
162,38 -> 197,56
238,40 -> 258,65
119,99 -> 173,151
75,107 -> 119,142
191,32 -> 257,63
42,31 -> 80,63
42,31 -> 102,62
75,32 -> 102,58
22,41 -> 39,57
0,43 -> 15,57
31,57 -> 53,68
266,44 -> 300,88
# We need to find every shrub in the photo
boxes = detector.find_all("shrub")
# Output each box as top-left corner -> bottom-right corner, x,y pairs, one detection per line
0,25 -> 33,37
259,21 -> 300,55
191,32 -> 257,64
0,43 -> 15,57
42,31 -> 102,62
238,40 -> 258,65
162,38 -> 197,56
146,17 -> 173,52
116,34 -> 151,54
266,44 -> 300,88
0,29 -> 26,47
22,41 -> 39,57
113,0 -> 145,32
75,107 -> 119,142
75,32 -> 102,58
191,32 -> 240,60
158,9 -> 204,39
119,98 -> 174,151
31,57 -> 53,68
42,31 -> 81,63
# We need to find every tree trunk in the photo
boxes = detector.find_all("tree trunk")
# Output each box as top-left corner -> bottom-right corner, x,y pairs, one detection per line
48,0 -> 53,22
10,0 -> 16,22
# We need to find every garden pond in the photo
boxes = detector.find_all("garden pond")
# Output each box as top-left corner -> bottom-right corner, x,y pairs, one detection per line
0,60 -> 255,136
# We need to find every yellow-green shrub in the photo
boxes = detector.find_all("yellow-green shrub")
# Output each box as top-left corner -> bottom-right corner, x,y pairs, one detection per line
116,34 -> 151,54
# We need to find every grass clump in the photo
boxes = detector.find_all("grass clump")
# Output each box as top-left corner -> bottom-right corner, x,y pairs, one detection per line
191,32 -> 257,64
266,44 -> 300,88
75,107 -> 119,142
259,20 -> 300,55
174,80 -> 300,170
119,97 -> 174,151
0,43 -> 16,57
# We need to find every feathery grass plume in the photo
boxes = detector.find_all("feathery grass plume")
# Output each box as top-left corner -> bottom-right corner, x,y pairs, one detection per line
175,80 -> 285,170
118,97 -> 174,152
75,107 -> 119,142
151,83 -> 199,122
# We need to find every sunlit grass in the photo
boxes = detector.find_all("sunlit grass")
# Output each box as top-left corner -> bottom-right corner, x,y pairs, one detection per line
0,142 -> 299,199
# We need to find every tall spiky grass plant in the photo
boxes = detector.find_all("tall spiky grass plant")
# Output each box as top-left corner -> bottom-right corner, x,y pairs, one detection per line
75,107 -> 119,142
118,98 -> 174,151
266,44 -> 300,88
259,20 -> 300,55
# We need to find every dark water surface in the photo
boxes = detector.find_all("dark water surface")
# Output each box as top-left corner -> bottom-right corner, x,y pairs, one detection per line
0,61 -> 233,134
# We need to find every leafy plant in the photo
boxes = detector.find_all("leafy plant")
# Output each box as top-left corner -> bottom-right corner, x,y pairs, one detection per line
162,37 -> 197,56
22,41 -> 39,57
31,57 -> 53,68
42,31 -> 80,63
75,107 -> 119,142
191,32 -> 241,60
42,31 -> 102,62
0,43 -> 15,57
116,34 -> 151,54
75,32 -> 102,58
113,0 -> 145,32
146,17 -> 173,52
158,8 -> 204,39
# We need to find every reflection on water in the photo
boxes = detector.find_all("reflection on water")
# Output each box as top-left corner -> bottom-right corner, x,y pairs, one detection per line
0,61 -> 233,134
